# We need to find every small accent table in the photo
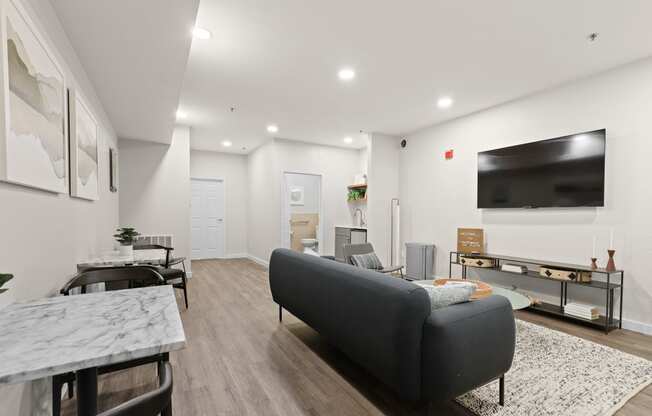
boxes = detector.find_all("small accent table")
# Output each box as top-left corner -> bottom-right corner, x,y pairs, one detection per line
0,286 -> 186,416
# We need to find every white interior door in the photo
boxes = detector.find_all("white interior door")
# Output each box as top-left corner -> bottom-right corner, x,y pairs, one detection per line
191,178 -> 225,260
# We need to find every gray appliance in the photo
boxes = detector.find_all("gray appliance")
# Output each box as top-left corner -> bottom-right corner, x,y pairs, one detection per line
334,227 -> 367,262
405,242 -> 435,280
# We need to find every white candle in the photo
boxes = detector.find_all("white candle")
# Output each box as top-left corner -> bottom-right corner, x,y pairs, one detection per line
592,236 -> 596,258
609,229 -> 614,250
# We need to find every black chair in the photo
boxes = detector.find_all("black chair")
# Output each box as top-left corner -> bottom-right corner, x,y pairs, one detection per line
98,361 -> 173,416
53,267 -> 167,416
61,265 -> 165,294
134,244 -> 189,309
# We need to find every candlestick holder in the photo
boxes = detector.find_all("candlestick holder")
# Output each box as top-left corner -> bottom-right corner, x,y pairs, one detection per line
590,257 -> 598,270
606,250 -> 617,272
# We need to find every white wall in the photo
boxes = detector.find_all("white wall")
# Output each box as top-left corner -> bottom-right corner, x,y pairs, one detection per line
367,133 -> 400,266
0,0 -> 119,413
247,141 -> 279,264
119,127 -> 191,272
246,139 -> 362,264
400,57 -> 652,333
190,150 -> 248,257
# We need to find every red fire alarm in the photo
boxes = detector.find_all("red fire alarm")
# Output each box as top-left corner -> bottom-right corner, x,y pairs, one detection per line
445,149 -> 454,160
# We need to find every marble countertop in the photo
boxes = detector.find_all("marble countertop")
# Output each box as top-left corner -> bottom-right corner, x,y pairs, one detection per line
77,250 -> 170,267
0,285 -> 186,384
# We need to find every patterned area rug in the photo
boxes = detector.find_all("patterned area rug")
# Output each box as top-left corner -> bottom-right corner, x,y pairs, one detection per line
457,320 -> 652,416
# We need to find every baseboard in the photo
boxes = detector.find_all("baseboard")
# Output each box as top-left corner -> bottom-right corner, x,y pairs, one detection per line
224,253 -> 248,259
621,318 -> 652,335
247,254 -> 269,268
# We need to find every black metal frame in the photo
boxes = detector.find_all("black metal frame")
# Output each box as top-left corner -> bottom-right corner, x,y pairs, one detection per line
449,251 -> 624,333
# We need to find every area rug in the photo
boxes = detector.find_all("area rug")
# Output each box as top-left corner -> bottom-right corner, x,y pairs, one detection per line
457,320 -> 652,416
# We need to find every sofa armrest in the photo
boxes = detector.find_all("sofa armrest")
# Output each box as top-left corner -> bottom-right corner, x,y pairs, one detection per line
420,295 -> 515,403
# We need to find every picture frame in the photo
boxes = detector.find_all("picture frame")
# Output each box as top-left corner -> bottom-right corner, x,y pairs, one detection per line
68,88 -> 99,200
289,186 -> 304,206
0,0 -> 68,193
109,147 -> 118,192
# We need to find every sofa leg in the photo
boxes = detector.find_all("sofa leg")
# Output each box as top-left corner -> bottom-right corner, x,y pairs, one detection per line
499,375 -> 505,406
279,305 -> 283,322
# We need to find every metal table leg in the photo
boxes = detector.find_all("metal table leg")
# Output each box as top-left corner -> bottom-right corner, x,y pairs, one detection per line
77,367 -> 98,416
619,271 -> 624,329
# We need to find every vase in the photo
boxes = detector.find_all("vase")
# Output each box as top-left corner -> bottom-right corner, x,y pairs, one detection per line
119,244 -> 133,258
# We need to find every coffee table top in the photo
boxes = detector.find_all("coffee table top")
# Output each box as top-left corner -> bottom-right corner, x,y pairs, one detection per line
490,286 -> 531,310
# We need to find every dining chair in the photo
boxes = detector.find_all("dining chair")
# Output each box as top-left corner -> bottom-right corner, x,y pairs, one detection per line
134,244 -> 189,309
53,267 -> 167,416
343,243 -> 405,278
98,361 -> 173,416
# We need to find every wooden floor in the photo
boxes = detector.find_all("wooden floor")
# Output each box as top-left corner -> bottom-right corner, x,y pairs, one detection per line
62,259 -> 652,416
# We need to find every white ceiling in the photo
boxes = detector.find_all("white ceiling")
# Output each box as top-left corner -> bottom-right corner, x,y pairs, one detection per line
180,0 -> 652,154
51,0 -> 200,143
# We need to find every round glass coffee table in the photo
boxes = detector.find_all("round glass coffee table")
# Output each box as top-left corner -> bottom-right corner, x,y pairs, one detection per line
490,285 -> 531,310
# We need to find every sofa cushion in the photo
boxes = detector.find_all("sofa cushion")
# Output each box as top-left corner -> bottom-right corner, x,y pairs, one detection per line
351,252 -> 383,270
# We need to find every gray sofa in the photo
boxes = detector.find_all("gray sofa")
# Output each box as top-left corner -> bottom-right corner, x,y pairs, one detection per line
269,248 -> 515,404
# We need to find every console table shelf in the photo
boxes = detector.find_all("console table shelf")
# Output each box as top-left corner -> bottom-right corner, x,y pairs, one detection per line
449,251 -> 624,333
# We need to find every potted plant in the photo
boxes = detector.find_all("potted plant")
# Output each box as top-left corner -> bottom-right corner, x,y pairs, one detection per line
113,227 -> 140,257
0,273 -> 12,294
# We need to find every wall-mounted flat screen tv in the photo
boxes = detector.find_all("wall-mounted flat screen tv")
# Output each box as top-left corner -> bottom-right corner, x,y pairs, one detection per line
477,129 -> 606,208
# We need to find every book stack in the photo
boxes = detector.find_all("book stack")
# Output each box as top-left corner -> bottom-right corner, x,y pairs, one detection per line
564,302 -> 599,320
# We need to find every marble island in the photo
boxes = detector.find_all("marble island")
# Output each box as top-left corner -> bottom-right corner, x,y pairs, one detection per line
0,285 -> 186,384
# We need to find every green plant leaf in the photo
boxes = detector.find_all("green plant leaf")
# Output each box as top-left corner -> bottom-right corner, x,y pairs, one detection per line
0,273 -> 13,290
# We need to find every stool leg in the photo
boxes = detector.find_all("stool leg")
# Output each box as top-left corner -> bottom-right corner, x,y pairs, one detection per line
52,376 -> 62,416
499,375 -> 505,406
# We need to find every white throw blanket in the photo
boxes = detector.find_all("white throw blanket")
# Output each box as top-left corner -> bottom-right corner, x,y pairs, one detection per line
412,281 -> 477,310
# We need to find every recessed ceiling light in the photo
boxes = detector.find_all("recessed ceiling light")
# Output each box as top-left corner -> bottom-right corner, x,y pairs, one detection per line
437,97 -> 453,109
176,110 -> 187,120
338,68 -> 356,81
343,137 -> 353,144
267,124 -> 279,133
222,140 -> 232,147
192,27 -> 211,40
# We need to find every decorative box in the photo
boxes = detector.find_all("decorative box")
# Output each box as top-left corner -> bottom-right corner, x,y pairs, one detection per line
460,256 -> 495,268
539,266 -> 592,282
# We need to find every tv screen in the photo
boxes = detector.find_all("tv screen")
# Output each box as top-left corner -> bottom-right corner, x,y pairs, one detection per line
478,129 -> 606,208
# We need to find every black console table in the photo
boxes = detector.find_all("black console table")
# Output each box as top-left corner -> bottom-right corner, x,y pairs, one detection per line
449,251 -> 624,333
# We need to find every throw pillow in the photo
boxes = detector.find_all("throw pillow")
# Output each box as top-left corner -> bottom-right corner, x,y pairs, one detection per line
351,252 -> 383,270
413,281 -> 476,310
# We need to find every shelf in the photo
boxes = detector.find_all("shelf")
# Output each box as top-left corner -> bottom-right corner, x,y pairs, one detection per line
451,251 -> 623,274
526,301 -> 618,331
451,262 -> 621,290
450,250 -> 623,333
347,184 -> 368,190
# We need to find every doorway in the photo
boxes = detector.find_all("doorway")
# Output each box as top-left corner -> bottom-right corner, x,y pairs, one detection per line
190,178 -> 226,260
281,172 -> 322,254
